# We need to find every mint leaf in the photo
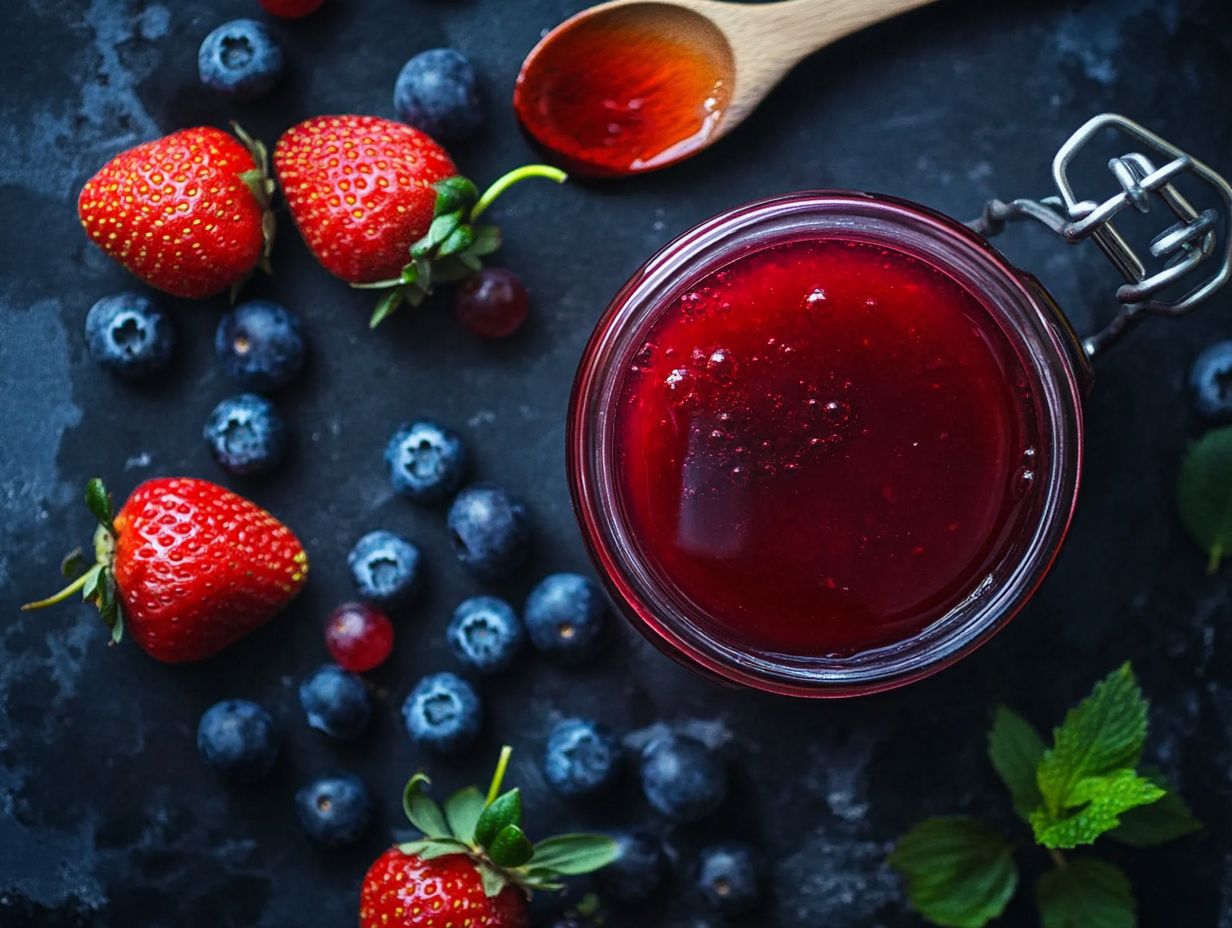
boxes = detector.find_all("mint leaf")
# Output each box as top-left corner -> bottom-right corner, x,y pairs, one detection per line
444,787 -> 486,844
988,705 -> 1045,822
887,817 -> 1017,928
1036,664 -> 1148,819
402,774 -> 450,838
1036,859 -> 1134,928
1107,768 -> 1201,846
530,834 -> 621,875
474,789 -> 521,849
1031,769 -> 1164,848
1177,425 -> 1232,572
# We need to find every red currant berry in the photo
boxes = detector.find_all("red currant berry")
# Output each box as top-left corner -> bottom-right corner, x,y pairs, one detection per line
260,0 -> 326,18
454,268 -> 530,338
325,603 -> 394,672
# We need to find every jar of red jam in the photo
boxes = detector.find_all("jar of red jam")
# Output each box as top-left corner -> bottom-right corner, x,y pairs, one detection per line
567,115 -> 1232,697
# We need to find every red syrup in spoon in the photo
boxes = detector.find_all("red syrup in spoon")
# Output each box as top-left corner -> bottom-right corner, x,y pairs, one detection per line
513,9 -> 732,177
611,236 -> 1046,657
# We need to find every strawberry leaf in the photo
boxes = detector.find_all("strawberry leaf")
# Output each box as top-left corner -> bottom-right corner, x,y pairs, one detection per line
413,213 -> 464,258
60,547 -> 85,579
84,478 -> 116,537
467,225 -> 502,258
397,838 -> 470,861
477,862 -> 508,899
488,824 -> 534,868
474,789 -> 521,849
370,290 -> 404,329
438,225 -> 475,258
433,176 -> 479,215
403,774 -> 451,838
529,834 -> 621,875
444,787 -> 486,844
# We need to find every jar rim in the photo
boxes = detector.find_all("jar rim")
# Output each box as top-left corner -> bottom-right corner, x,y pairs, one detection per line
567,191 -> 1087,697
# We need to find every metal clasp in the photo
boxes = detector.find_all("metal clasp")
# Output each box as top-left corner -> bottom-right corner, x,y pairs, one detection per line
969,114 -> 1232,356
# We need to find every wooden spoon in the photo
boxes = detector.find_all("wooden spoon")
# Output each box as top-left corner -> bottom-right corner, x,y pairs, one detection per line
514,0 -> 940,177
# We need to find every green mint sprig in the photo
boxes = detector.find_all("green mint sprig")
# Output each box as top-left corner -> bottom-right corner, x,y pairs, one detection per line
397,745 -> 619,898
888,664 -> 1200,928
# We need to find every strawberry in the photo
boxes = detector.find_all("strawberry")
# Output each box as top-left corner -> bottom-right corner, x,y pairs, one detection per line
359,747 -> 618,928
78,125 -> 275,299
273,115 -> 565,326
24,477 -> 307,663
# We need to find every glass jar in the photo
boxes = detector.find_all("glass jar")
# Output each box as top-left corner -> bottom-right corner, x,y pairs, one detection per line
566,115 -> 1230,697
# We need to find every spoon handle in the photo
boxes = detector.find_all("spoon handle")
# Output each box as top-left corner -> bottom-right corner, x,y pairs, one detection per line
730,0 -> 939,63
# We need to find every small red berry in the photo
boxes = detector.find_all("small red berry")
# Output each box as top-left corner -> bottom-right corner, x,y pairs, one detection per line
325,602 -> 394,672
455,268 -> 530,338
260,0 -> 326,18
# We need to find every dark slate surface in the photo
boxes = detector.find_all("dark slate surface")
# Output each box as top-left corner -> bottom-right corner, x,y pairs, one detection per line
2,0 -> 1230,925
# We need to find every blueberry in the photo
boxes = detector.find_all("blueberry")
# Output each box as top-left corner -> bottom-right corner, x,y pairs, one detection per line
447,484 -> 530,580
385,420 -> 468,503
696,843 -> 760,915
1190,340 -> 1232,422
295,771 -> 373,848
393,49 -> 483,140
524,573 -> 606,663
197,699 -> 279,781
215,300 -> 305,391
447,596 -> 523,674
402,672 -> 481,753
299,664 -> 372,741
84,293 -> 174,378
203,393 -> 287,476
198,19 -> 284,100
598,831 -> 667,906
543,718 -> 622,798
639,735 -> 727,822
347,530 -> 424,608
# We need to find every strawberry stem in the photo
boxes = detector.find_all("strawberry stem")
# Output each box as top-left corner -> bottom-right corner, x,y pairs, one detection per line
471,165 -> 567,221
21,568 -> 94,610
486,745 -> 513,806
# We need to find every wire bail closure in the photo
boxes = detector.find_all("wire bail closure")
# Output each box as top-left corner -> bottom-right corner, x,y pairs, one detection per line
968,114 -> 1232,356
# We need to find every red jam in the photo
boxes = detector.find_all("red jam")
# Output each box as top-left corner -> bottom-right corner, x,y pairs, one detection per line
613,237 -> 1045,657
513,12 -> 731,177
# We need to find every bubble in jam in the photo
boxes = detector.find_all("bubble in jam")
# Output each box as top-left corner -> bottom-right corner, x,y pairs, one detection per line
612,237 -> 1045,657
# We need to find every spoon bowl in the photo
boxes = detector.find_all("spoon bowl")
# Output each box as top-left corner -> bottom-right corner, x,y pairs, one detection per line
515,0 -> 939,177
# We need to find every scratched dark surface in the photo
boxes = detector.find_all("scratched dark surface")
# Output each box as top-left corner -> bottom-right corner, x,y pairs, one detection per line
2,0 -> 1231,925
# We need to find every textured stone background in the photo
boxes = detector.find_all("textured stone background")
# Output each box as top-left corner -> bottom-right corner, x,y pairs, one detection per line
1,0 -> 1230,925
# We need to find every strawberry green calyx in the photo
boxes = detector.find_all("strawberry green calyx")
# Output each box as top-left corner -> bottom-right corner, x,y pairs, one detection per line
356,164 -> 567,328
231,121 -> 278,296
22,477 -> 124,645
396,745 -> 619,898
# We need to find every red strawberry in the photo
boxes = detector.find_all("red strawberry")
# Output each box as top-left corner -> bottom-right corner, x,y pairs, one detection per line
359,748 -> 618,928
361,850 -> 529,928
274,114 -> 565,326
260,0 -> 326,18
274,115 -> 456,284
78,125 -> 275,299
24,477 -> 307,663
